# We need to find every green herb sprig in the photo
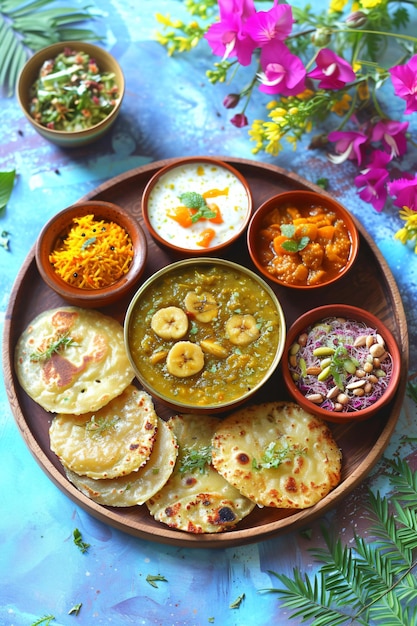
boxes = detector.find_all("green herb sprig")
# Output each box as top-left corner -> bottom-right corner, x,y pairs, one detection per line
30,332 -> 76,362
179,191 -> 217,223
280,224 -> 310,253
179,445 -> 213,474
253,441 -> 305,470
85,415 -> 120,435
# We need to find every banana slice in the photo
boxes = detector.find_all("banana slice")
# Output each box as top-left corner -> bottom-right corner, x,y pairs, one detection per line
225,314 -> 260,346
151,306 -> 188,340
184,291 -> 218,322
166,341 -> 205,377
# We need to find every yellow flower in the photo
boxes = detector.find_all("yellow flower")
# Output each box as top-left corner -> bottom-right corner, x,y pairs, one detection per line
331,93 -> 352,115
360,0 -> 383,7
329,0 -> 348,12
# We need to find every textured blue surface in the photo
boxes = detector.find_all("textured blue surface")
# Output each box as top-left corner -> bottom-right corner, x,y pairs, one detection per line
1,2 -> 417,625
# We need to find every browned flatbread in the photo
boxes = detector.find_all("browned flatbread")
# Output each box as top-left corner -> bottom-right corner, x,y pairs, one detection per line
146,414 -> 255,533
15,306 -> 134,414
212,401 -> 342,509
64,417 -> 178,506
50,386 -> 159,479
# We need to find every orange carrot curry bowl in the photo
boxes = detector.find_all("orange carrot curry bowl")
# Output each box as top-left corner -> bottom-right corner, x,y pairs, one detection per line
141,157 -> 253,256
35,200 -> 147,308
247,190 -> 359,289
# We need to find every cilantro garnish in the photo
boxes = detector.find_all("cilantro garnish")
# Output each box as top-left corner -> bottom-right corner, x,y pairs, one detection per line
253,441 -> 305,470
179,191 -> 217,222
85,415 -> 120,435
280,224 -> 310,252
179,445 -> 212,474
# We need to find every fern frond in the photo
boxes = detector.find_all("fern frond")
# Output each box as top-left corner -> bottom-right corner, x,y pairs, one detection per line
310,527 -> 369,608
386,458 -> 417,504
266,569 -> 353,625
367,491 -> 413,567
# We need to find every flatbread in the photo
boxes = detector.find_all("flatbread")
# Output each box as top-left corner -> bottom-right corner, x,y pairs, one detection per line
64,417 -> 178,506
49,386 -> 158,479
146,414 -> 255,533
14,306 -> 135,414
212,401 -> 342,509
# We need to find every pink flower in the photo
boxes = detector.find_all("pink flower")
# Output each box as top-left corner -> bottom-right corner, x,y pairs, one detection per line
354,151 -> 391,212
258,40 -> 306,96
244,1 -> 294,46
389,54 -> 417,114
388,175 -> 417,211
308,49 -> 355,90
371,120 -> 408,158
230,112 -> 249,127
328,130 -> 368,166
204,0 -> 257,66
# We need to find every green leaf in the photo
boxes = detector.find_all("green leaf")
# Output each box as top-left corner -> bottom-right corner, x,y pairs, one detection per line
179,191 -> 207,209
0,170 -> 16,211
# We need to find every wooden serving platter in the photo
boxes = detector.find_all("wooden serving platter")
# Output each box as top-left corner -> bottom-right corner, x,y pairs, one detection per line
3,157 -> 409,548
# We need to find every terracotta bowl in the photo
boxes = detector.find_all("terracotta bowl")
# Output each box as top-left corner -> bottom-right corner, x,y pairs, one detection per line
36,201 -> 147,308
141,156 -> 253,256
247,190 -> 359,289
124,257 -> 286,414
17,41 -> 124,147
282,304 -> 401,423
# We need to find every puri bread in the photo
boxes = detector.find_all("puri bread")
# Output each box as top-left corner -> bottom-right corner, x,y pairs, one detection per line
146,414 -> 255,533
14,306 -> 135,414
49,386 -> 158,479
212,401 -> 342,509
64,417 -> 178,506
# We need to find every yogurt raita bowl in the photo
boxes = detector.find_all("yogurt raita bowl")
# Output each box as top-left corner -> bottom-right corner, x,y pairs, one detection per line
141,157 -> 253,256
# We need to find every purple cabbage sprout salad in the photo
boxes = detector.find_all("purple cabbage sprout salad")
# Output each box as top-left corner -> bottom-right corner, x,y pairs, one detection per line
288,316 -> 393,413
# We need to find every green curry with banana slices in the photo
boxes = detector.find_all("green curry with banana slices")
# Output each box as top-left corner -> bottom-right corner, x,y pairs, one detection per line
127,263 -> 282,408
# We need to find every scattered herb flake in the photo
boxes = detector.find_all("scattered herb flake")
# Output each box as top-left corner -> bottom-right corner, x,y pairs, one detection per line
0,230 -> 10,250
146,574 -> 168,588
316,177 -> 329,189
229,593 -> 245,609
68,603 -> 82,615
73,528 -> 90,553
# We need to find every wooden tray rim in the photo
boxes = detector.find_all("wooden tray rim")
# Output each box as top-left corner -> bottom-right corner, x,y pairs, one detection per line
2,156 -> 409,548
